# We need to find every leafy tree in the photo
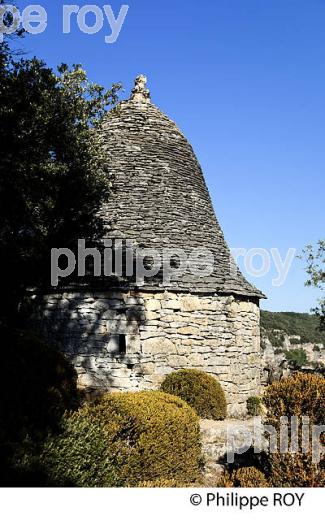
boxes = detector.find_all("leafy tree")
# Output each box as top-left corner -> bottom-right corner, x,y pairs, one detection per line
0,41 -> 121,323
299,240 -> 325,330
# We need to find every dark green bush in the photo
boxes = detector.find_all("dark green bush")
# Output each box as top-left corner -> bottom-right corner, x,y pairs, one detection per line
267,331 -> 285,349
290,337 -> 302,345
160,369 -> 227,420
246,396 -> 262,416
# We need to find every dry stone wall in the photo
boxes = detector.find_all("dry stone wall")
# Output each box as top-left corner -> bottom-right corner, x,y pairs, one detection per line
31,290 -> 261,417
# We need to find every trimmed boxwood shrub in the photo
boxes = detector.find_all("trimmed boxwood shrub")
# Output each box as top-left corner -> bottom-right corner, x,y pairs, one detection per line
12,390 -> 202,487
266,452 -> 325,487
214,468 -> 269,488
89,391 -> 203,486
161,369 -> 227,420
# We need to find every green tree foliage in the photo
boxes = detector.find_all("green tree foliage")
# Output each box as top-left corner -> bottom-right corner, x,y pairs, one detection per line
0,42 -> 121,322
299,240 -> 325,330
261,311 -> 325,344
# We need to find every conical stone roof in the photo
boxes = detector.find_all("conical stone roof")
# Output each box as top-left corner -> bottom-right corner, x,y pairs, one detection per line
99,76 -> 264,299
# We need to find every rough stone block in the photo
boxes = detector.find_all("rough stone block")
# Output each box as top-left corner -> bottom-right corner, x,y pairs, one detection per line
142,336 -> 177,355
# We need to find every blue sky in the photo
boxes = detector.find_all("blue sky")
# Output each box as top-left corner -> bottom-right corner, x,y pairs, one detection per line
10,0 -> 325,312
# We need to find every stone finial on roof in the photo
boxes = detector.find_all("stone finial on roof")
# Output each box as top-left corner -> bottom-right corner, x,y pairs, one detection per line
130,75 -> 151,103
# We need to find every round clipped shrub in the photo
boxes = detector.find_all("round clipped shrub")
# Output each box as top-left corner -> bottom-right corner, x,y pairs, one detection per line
246,396 -> 262,417
232,467 -> 268,487
161,369 -> 227,420
86,390 -> 202,486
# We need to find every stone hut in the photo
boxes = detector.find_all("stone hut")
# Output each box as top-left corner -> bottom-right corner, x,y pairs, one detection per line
34,76 -> 265,417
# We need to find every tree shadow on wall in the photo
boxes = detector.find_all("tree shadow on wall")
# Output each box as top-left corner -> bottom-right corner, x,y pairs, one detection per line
25,281 -> 148,393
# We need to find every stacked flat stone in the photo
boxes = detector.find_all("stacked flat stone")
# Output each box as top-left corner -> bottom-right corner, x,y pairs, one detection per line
98,75 -> 264,298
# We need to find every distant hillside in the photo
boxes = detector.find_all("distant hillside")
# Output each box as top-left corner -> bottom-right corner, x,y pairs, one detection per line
260,311 -> 325,345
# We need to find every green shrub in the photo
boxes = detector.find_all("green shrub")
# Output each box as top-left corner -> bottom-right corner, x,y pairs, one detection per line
213,468 -> 269,488
267,452 -> 325,487
8,390 -> 202,487
263,373 -> 325,486
246,396 -> 262,416
284,349 -> 308,367
213,473 -> 234,487
232,467 -> 268,487
161,369 -> 227,420
263,372 -> 325,424
38,411 -> 120,487
84,390 -> 202,486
